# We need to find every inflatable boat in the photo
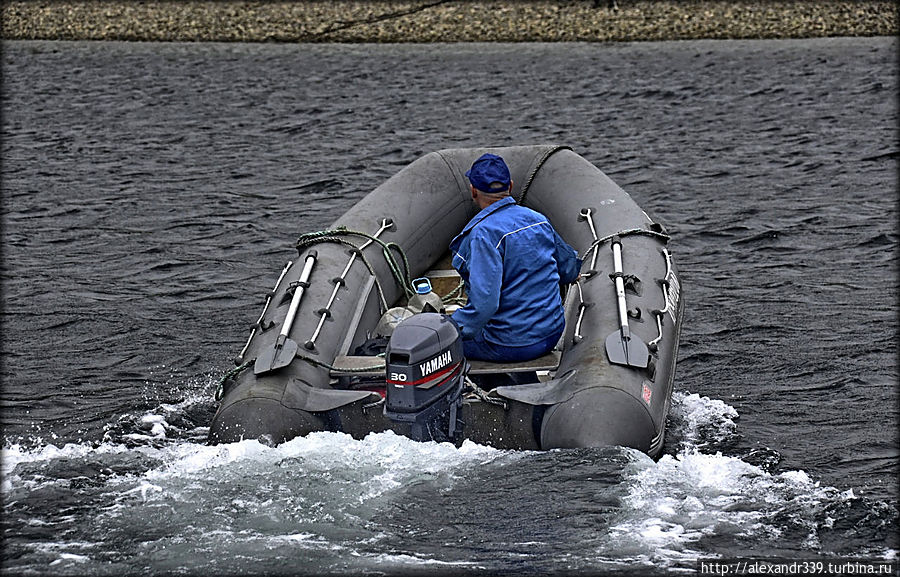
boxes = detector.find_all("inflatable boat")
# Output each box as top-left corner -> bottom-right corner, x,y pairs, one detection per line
208,145 -> 683,457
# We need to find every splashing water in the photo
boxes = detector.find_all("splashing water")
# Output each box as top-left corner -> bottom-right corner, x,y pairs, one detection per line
3,386 -> 894,576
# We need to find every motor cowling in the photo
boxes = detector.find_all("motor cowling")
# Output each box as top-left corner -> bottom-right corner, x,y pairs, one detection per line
384,313 -> 466,443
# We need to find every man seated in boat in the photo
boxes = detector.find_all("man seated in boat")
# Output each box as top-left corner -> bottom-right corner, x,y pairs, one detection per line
450,153 -> 582,364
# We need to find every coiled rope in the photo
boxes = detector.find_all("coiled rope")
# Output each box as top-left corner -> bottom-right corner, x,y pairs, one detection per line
296,226 -> 417,304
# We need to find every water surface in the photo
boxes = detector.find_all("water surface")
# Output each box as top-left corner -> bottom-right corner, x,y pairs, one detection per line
2,38 -> 897,575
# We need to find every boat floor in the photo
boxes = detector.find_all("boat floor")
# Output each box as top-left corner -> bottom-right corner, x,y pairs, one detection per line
331,259 -> 561,378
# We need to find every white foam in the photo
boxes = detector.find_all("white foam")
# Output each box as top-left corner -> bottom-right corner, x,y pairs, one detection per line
670,390 -> 740,446
123,481 -> 164,501
140,414 -> 169,438
274,532 -> 318,542
608,446 -> 860,563
4,388 -> 887,572
1,441 -> 143,493
369,552 -> 481,567
599,389 -> 871,566
143,430 -> 508,482
49,553 -> 90,565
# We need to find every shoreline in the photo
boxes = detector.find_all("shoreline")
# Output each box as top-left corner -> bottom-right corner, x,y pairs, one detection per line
2,1 -> 897,43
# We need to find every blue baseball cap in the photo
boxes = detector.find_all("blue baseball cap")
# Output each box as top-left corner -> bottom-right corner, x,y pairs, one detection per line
466,153 -> 511,194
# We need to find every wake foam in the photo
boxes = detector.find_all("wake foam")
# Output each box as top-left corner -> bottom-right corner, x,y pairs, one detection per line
604,391 -> 895,567
2,387 -> 895,574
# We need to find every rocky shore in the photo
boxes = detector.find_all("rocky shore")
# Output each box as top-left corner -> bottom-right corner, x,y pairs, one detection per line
2,0 -> 897,43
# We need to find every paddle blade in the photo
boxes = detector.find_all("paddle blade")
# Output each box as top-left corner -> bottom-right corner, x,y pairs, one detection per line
254,338 -> 299,375
605,331 -> 649,368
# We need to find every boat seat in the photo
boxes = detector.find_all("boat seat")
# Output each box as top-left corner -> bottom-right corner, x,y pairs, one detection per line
329,350 -> 561,378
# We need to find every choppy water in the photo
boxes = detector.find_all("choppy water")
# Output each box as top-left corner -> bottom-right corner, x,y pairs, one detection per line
1,38 -> 897,575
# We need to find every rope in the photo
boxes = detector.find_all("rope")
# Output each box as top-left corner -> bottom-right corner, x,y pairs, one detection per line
441,279 -> 466,305
296,234 -> 394,312
579,227 -> 671,260
386,242 -> 415,299
464,377 -> 508,410
296,227 -> 416,301
214,359 -> 253,401
362,397 -> 385,412
516,145 -> 572,206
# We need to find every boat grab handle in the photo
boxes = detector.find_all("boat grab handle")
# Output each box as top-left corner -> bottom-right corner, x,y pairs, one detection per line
236,259 -> 294,364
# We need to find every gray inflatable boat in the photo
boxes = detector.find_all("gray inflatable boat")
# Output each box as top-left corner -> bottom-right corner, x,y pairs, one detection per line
208,145 -> 683,458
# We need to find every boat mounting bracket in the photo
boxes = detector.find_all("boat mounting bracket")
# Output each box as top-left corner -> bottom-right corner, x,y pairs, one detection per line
283,378 -> 378,412
493,370 -> 578,406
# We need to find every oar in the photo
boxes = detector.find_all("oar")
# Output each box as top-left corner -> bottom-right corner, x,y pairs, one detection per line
605,237 -> 649,368
254,251 -> 317,375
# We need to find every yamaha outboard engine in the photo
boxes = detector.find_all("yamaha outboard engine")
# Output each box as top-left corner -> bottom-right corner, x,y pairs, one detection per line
384,313 -> 466,443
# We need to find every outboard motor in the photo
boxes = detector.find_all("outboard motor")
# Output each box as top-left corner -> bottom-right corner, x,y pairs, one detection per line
384,313 -> 466,443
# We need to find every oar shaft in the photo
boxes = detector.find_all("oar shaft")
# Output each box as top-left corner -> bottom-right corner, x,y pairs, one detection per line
611,240 -> 630,336
615,276 -> 630,336
280,252 -> 317,338
605,237 -> 649,369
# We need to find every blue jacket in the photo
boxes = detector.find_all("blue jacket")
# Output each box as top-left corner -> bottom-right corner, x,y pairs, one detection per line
450,197 -> 582,346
